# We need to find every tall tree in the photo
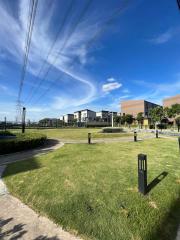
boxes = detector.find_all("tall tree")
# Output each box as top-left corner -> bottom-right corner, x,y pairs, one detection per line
149,106 -> 164,126
136,112 -> 144,129
125,114 -> 133,127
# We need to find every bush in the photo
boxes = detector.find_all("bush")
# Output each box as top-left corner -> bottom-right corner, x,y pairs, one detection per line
157,123 -> 167,130
0,132 -> 47,155
102,127 -> 124,133
0,131 -> 16,136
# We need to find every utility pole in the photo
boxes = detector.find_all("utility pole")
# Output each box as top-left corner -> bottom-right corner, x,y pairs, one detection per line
22,107 -> 26,133
4,117 -> 7,131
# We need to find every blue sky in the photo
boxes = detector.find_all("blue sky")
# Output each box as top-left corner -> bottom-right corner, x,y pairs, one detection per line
0,0 -> 180,121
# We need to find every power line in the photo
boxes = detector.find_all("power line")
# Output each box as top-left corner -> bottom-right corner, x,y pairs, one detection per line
24,0 -> 75,103
17,0 -> 38,103
26,0 -> 92,105
177,0 -> 180,10
33,0 -> 131,105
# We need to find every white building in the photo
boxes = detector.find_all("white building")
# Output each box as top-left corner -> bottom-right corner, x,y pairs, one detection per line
60,114 -> 74,123
74,109 -> 96,123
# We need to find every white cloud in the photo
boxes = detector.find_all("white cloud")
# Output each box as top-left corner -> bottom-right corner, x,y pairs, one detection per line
0,84 -> 8,91
149,28 -> 180,45
102,82 -> 122,93
107,77 -> 116,82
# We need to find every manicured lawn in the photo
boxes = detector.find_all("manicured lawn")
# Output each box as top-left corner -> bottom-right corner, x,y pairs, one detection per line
12,128 -> 133,140
3,138 -> 180,240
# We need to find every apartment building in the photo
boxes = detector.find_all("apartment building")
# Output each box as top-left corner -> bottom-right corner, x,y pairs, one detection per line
81,109 -> 96,122
63,114 -> 74,123
74,111 -> 81,122
163,94 -> 180,108
121,100 -> 160,117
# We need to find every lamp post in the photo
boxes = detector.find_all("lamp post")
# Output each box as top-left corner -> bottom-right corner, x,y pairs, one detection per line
22,107 -> 26,133
112,112 -> 114,128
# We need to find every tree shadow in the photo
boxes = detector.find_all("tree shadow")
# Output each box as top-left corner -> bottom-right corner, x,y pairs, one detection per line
0,217 -> 62,239
2,158 -> 42,177
147,171 -> 168,194
149,195 -> 180,240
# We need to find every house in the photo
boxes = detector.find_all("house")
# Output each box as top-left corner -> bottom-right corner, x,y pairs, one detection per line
121,100 -> 160,118
163,94 -> 180,108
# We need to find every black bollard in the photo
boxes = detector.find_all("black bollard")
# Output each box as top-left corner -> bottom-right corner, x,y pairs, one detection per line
134,131 -> 137,142
178,137 -> 180,152
138,154 -> 147,195
88,133 -> 91,144
156,130 -> 158,138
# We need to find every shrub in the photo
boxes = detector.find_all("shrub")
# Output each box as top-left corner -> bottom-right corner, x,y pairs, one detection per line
157,123 -> 167,130
0,131 -> 16,136
102,127 -> 124,133
0,132 -> 47,155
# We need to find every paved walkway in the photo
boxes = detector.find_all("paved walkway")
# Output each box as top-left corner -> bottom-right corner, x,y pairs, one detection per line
0,194 -> 82,240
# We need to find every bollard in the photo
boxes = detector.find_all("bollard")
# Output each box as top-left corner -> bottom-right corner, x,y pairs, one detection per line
156,130 -> 158,138
134,131 -> 137,142
88,133 -> 91,144
178,137 -> 180,152
138,154 -> 147,195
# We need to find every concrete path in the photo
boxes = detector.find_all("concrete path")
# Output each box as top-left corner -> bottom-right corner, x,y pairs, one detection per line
0,194 -> 82,240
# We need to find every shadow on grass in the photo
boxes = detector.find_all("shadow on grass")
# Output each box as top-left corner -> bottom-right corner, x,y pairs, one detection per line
2,158 -> 41,177
0,217 -> 61,239
147,171 -> 168,194
149,195 -> 180,240
0,139 -> 60,166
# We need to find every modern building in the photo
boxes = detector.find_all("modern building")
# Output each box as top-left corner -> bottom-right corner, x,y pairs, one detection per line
81,109 -> 96,122
163,94 -> 180,108
63,114 -> 74,123
74,111 -> 81,123
121,100 -> 160,118
96,110 -> 110,122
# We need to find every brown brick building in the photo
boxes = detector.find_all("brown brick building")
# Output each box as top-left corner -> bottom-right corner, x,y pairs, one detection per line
121,100 -> 160,118
163,94 -> 180,108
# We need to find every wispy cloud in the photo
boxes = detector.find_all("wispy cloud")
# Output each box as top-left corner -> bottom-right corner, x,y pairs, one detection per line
149,28 -> 179,44
102,77 -> 122,93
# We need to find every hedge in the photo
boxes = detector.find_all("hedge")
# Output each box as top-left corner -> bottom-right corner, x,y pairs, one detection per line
0,131 -> 16,136
102,127 -> 124,133
0,132 -> 47,155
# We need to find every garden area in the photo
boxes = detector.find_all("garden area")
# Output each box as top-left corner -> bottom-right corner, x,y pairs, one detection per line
0,131 -> 47,154
3,138 -> 180,240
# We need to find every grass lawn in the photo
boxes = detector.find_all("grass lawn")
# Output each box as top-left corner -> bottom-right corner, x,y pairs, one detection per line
3,138 -> 180,240
11,128 -> 133,140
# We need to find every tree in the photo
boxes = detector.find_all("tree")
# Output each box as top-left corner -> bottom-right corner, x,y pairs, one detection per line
171,104 -> 180,117
136,112 -> 144,129
175,116 -> 180,132
149,106 -> 164,126
114,116 -> 122,126
163,107 -> 174,119
124,114 -> 133,127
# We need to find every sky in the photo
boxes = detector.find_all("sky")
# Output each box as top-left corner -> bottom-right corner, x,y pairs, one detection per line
0,0 -> 180,121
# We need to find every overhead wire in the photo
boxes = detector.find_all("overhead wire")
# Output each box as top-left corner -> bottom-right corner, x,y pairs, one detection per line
33,0 -> 131,105
26,0 -> 92,105
24,0 -> 75,103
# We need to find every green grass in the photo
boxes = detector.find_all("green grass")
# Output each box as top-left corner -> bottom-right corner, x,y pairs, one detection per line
11,128 -> 133,140
3,138 -> 180,240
